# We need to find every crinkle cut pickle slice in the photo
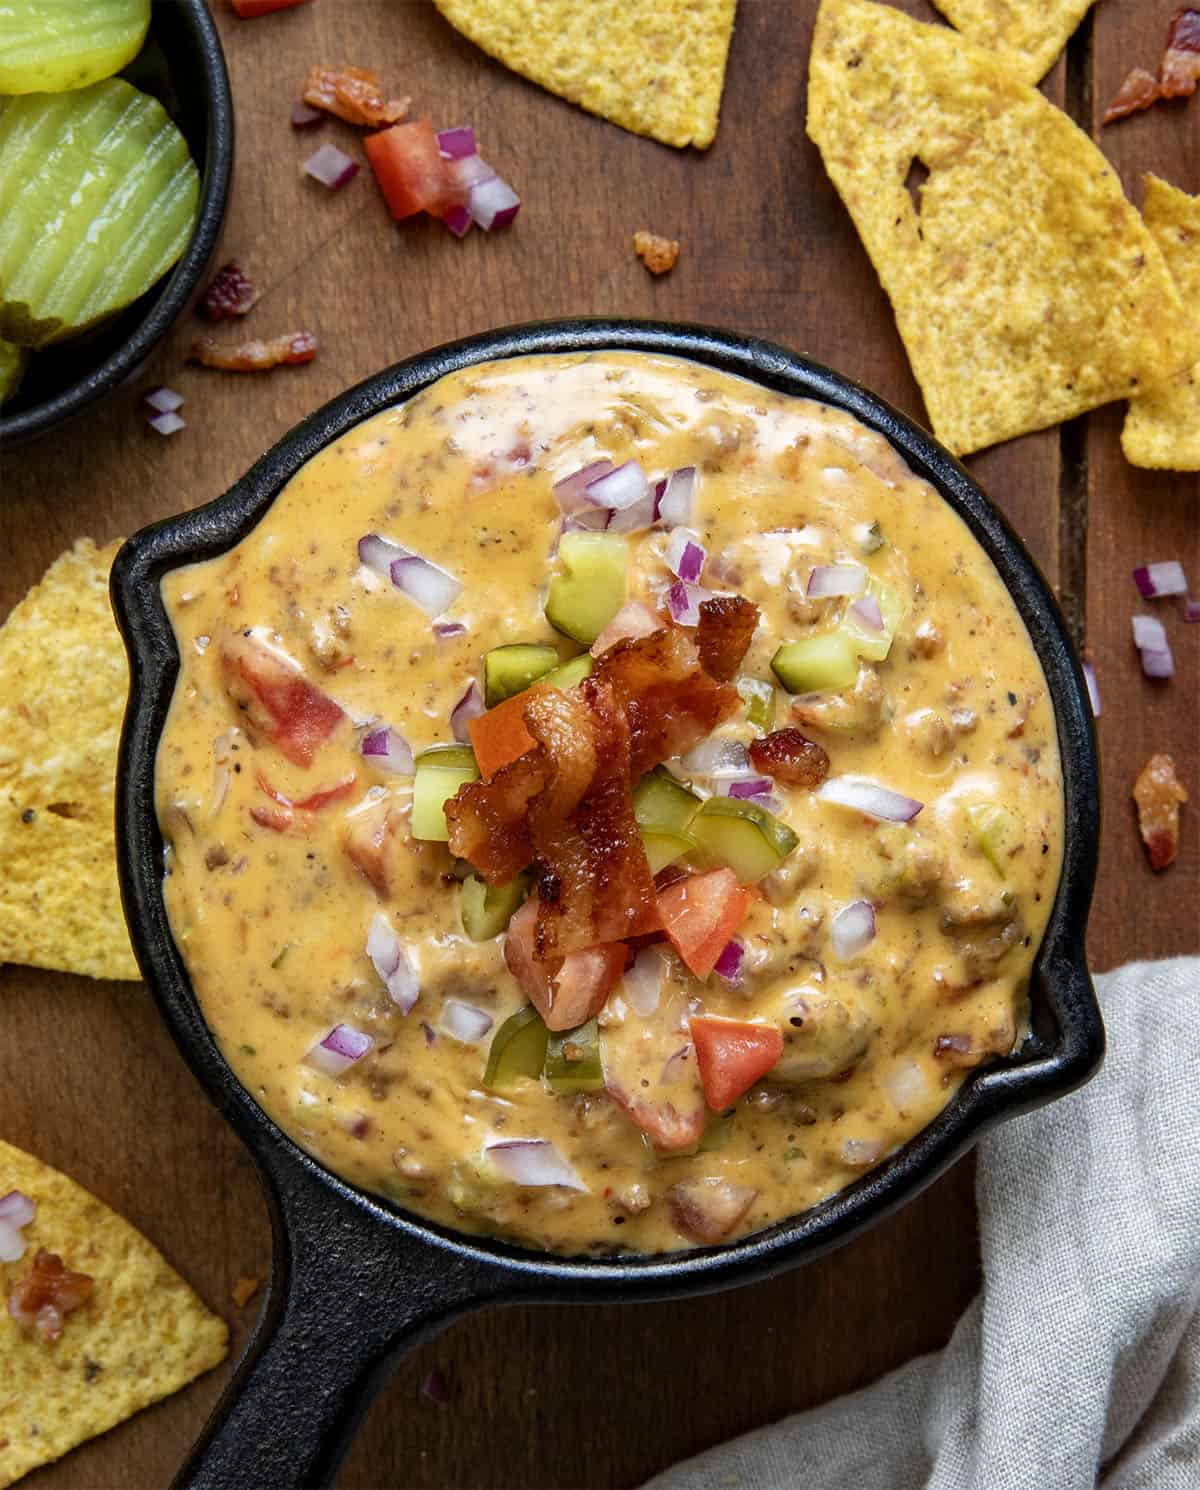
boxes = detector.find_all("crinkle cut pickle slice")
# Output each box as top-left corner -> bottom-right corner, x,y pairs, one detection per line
0,0 -> 150,95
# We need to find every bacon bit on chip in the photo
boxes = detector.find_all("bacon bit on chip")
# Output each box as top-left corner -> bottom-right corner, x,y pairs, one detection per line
748,728 -> 830,789
232,1276 -> 261,1308
1162,7 -> 1200,96
8,1250 -> 94,1343
695,596 -> 759,682
302,64 -> 410,127
190,331 -> 317,372
1102,67 -> 1162,125
633,230 -> 680,275
1133,752 -> 1188,870
196,262 -> 258,321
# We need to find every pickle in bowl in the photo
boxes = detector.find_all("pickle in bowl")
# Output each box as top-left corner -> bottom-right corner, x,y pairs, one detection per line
0,0 -> 151,95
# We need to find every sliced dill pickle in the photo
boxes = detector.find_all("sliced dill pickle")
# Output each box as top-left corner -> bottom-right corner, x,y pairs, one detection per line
461,872 -> 528,941
0,79 -> 199,347
0,339 -> 26,404
633,766 -> 702,836
411,744 -> 479,841
690,797 -> 799,882
0,0 -> 150,94
484,643 -> 558,707
966,801 -> 1024,878
544,1018 -> 604,1095
641,828 -> 696,874
483,1006 -> 549,1092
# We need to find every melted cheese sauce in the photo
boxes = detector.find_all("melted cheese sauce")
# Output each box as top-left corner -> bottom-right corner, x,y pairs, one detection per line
157,352 -> 1063,1255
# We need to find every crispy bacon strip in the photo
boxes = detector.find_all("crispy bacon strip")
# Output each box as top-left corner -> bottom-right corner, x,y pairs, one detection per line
302,64 -> 409,126
1162,8 -> 1200,96
748,727 -> 830,789
191,331 -> 317,372
1133,752 -> 1188,870
8,1250 -> 94,1343
695,596 -> 759,682
1103,67 -> 1162,124
444,751 -> 547,885
527,680 -> 661,958
592,625 -> 742,777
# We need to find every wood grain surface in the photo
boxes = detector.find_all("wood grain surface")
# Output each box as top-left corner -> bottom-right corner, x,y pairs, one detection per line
0,2 -> 1196,1486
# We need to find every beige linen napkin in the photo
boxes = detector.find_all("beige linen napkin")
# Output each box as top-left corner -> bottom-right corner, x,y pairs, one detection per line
643,958 -> 1200,1490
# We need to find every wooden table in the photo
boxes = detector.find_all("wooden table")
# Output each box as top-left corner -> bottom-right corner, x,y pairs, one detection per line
2,2 -> 1196,1485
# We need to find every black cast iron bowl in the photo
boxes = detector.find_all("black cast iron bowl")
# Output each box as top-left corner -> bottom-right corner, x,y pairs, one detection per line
112,319 -> 1103,1490
0,0 -> 233,448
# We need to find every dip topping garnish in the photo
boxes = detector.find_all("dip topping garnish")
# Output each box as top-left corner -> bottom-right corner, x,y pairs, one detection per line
8,1250 -> 94,1343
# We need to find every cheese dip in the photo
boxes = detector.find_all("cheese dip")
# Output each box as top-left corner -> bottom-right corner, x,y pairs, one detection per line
156,352 -> 1063,1255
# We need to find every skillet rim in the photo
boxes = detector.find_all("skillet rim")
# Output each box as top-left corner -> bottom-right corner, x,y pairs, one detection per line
112,316 -> 1103,1295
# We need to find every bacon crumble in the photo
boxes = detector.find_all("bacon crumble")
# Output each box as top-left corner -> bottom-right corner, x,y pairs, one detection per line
1102,67 -> 1162,125
302,65 -> 409,127
1133,752 -> 1188,870
1103,9 -> 1200,124
633,231 -> 680,275
191,332 -> 318,372
695,595 -> 759,683
8,1250 -> 94,1343
196,263 -> 258,321
748,728 -> 830,789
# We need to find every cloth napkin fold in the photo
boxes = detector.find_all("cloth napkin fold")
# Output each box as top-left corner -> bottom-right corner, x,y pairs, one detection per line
643,958 -> 1200,1490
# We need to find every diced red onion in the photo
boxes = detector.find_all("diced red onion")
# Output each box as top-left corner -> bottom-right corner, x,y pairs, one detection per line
666,580 -> 713,626
553,460 -> 615,514
622,946 -> 665,1016
468,175 -> 520,230
1133,561 -> 1188,598
714,938 -> 744,983
421,1021 -> 437,1047
434,621 -> 467,641
584,460 -> 649,512
1184,597 -> 1200,624
882,1059 -> 927,1112
807,563 -> 868,599
561,508 -> 611,536
359,532 -> 408,576
848,594 -> 885,633
0,1190 -> 35,1228
422,1367 -> 451,1403
591,600 -> 660,656
144,385 -> 184,414
1082,661 -> 1101,718
484,1139 -> 586,1190
390,554 -> 463,618
1132,614 -> 1168,651
367,913 -> 419,1013
448,153 -> 496,191
450,680 -> 484,742
437,126 -> 476,159
817,775 -> 923,821
147,410 -> 186,436
443,203 -> 473,238
1140,646 -> 1175,680
680,737 -> 749,778
726,776 -> 774,800
438,999 -> 494,1043
291,101 -> 325,129
361,726 -> 414,775
605,490 -> 657,533
658,467 -> 696,527
660,1045 -> 692,1085
0,1223 -> 24,1264
304,143 -> 359,190
665,528 -> 707,583
306,1022 -> 374,1078
831,900 -> 876,959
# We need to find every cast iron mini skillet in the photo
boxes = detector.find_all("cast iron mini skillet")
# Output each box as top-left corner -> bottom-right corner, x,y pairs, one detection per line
112,320 -> 1103,1490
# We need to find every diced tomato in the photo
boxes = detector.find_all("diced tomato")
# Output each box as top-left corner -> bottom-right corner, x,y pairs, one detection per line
690,1016 -> 783,1110
605,1084 -> 706,1152
656,869 -> 753,979
221,632 -> 344,767
365,120 -> 456,221
468,691 -> 538,780
231,0 -> 312,16
341,796 -> 396,896
257,771 -> 357,811
503,899 -> 625,1031
251,803 -> 295,833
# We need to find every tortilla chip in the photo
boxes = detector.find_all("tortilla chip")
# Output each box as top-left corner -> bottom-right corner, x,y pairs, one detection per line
0,1139 -> 228,1488
1121,176 -> 1200,470
928,0 -> 1094,83
807,0 -> 1200,457
0,538 -> 137,980
431,0 -> 736,149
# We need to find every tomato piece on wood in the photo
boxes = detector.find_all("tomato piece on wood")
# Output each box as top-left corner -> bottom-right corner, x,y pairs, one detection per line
690,1016 -> 783,1110
503,899 -> 625,1031
656,868 -> 753,979
220,632 -> 344,767
231,0 -> 312,16
365,120 -> 454,221
468,691 -> 538,780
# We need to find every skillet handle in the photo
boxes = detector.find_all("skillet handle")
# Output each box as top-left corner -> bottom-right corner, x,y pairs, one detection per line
173,1162 -> 503,1490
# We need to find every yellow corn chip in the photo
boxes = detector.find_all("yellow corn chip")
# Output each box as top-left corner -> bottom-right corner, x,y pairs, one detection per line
431,0 -> 736,149
929,0 -> 1094,83
0,538 -> 137,980
0,1139 -> 228,1488
1122,175 -> 1200,471
807,0 -> 1199,457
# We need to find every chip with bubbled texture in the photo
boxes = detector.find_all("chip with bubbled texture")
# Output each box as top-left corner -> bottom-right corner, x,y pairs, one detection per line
928,0 -> 1094,82
807,0 -> 1199,456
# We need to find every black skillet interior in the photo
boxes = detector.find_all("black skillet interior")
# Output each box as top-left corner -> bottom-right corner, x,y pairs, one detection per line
112,320 -> 1103,1490
0,0 -> 233,447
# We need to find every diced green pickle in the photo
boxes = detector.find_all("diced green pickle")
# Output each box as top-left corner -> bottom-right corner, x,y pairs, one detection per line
690,796 -> 799,882
966,801 -> 1024,878
633,766 -> 702,836
544,1018 -> 604,1094
541,652 -> 594,691
771,633 -> 859,694
411,744 -> 479,842
0,0 -> 150,94
841,580 -> 907,663
0,80 -> 199,347
698,1110 -> 736,1151
484,643 -> 558,707
640,828 -> 697,875
736,675 -> 775,732
482,1005 -> 549,1092
0,338 -> 26,405
461,872 -> 528,941
544,532 -> 628,644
